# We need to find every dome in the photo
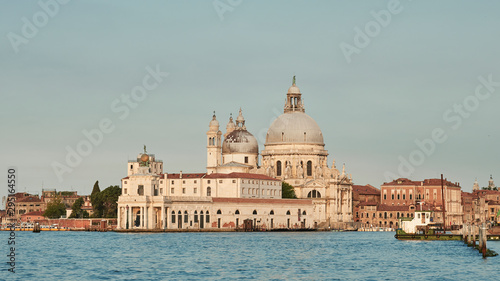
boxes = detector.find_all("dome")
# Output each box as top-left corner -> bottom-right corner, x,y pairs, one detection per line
222,129 -> 259,154
265,112 -> 324,145
288,84 -> 300,94
140,154 -> 149,162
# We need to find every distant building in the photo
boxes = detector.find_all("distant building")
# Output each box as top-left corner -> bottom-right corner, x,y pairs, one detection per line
381,178 -> 463,227
21,211 -> 46,223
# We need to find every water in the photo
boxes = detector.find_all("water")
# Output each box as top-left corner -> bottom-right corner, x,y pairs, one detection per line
1,231 -> 499,280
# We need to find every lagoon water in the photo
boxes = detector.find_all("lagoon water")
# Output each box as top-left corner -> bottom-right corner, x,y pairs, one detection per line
1,231 -> 499,280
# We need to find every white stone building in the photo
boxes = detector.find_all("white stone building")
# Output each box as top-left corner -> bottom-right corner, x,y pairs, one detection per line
117,77 -> 353,230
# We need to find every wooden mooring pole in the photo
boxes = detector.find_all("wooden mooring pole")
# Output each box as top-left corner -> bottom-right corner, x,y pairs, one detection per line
481,223 -> 487,258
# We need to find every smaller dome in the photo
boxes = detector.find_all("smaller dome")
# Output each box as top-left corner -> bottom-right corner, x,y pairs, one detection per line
288,84 -> 300,94
222,130 -> 258,154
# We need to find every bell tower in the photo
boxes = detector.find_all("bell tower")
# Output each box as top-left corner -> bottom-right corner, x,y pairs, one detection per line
207,112 -> 222,173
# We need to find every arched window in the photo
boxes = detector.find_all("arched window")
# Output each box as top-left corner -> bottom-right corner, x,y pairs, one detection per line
270,210 -> 274,215
307,190 -> 321,198
207,187 -> 211,196
206,211 -> 210,223
384,212 -> 387,219
390,213 -> 393,218
235,210 -> 240,215
286,210 -> 291,215
307,161 -> 312,176
217,209 -> 222,215
302,211 -> 306,215
397,212 -> 400,218
171,211 -> 176,223
253,210 -> 257,215
194,211 -> 198,223
276,161 -> 282,176
184,211 -> 188,223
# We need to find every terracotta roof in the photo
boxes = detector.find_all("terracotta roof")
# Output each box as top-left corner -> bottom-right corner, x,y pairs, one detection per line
377,204 -> 410,211
167,173 -> 206,179
22,211 -> 44,217
382,178 -> 422,186
422,178 -> 460,188
352,184 -> 380,196
16,196 -> 41,203
382,178 -> 461,188
358,201 -> 379,206
205,173 -> 280,181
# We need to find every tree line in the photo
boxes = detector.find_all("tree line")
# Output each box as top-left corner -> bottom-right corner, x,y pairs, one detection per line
43,181 -> 121,219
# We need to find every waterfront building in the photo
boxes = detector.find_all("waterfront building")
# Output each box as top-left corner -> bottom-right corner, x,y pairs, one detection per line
117,78 -> 354,230
353,184 -> 381,224
381,178 -> 463,227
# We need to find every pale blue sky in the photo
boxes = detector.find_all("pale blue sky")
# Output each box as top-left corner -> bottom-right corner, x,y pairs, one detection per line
1,0 -> 499,200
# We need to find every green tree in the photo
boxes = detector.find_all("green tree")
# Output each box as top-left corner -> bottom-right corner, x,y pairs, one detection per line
43,196 -> 66,219
69,197 -> 84,218
90,180 -> 103,217
282,182 -> 297,199
101,185 -> 122,218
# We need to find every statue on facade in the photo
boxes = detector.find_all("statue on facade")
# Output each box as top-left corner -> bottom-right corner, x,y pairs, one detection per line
285,162 -> 292,179
297,163 -> 304,178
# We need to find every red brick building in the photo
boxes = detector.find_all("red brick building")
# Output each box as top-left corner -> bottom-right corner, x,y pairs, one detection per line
381,178 -> 463,227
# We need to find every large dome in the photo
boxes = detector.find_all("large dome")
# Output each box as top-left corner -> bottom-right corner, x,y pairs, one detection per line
222,129 -> 259,154
266,112 -> 324,145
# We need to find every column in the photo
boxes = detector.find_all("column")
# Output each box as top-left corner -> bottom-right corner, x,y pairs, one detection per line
117,207 -> 121,229
161,206 -> 165,229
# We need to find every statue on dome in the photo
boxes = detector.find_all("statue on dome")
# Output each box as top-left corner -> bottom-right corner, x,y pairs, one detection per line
292,75 -> 296,85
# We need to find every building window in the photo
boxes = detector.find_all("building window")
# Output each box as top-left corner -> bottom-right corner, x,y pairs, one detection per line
154,186 -> 158,196
244,156 -> 248,164
183,180 -> 186,184
138,185 -> 144,196
123,189 -> 127,194
286,210 -> 291,215
182,188 -> 186,194
171,188 -> 174,194
403,194 -> 406,200
171,211 -> 176,223
277,161 -> 282,176
307,190 -> 321,198
184,211 -> 188,223
384,194 -> 387,200
124,181 -> 127,184
270,210 -> 274,215
194,211 -> 198,223
391,194 -> 394,200
302,211 -> 306,215
207,180 -> 211,184
207,187 -> 211,196
307,161 -> 312,176
194,188 -> 197,194
217,209 -> 222,215
410,194 -> 412,200
232,180 -> 236,183
253,210 -> 257,215
171,180 -> 174,184
194,180 -> 197,183
130,165 -> 133,169
219,180 -> 223,183
206,211 -> 210,223
235,210 -> 240,215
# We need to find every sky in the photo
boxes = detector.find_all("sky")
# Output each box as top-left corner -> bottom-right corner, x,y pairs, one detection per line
1,0 -> 499,201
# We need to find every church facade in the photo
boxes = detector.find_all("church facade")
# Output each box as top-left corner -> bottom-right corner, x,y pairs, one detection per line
116,78 -> 353,230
